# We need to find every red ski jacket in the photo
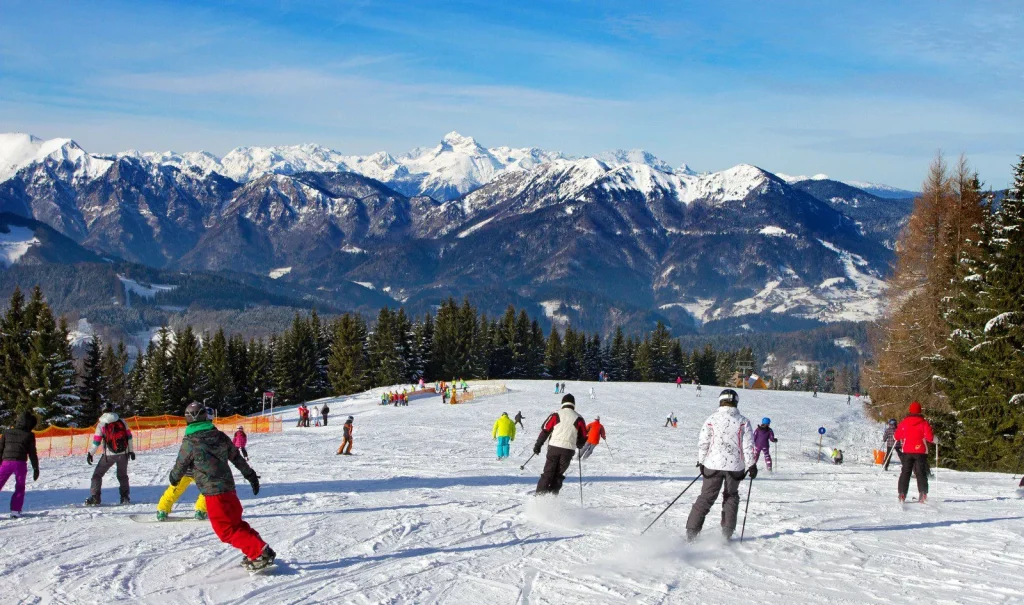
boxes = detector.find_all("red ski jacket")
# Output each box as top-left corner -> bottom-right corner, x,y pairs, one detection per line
894,414 -> 934,455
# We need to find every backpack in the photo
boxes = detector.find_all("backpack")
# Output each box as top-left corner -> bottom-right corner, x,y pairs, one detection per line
102,419 -> 130,454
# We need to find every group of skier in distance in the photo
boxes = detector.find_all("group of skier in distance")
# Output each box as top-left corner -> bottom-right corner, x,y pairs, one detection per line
0,381 -> 936,573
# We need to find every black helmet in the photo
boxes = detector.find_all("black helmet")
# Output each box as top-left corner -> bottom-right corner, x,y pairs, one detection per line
718,389 -> 740,406
561,394 -> 576,408
184,401 -> 209,423
101,402 -> 114,414
888,418 -> 897,426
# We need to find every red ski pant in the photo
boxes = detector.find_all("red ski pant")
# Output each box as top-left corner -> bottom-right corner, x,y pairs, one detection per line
205,490 -> 266,560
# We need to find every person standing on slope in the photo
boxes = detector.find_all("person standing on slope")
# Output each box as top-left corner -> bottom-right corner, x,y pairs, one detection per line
337,416 -> 354,455
0,411 -> 40,518
85,403 -> 134,506
580,416 -> 606,461
170,402 -> 274,572
685,389 -> 756,541
233,426 -> 249,460
492,412 -> 516,460
321,404 -> 330,426
665,413 -> 674,428
881,419 -> 899,471
589,386 -> 596,400
514,411 -> 525,429
752,418 -> 778,472
894,402 -> 935,504
533,394 -> 587,496
676,376 -> 683,388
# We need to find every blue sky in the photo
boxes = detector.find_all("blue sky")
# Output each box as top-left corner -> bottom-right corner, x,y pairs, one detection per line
1,0 -> 1021,189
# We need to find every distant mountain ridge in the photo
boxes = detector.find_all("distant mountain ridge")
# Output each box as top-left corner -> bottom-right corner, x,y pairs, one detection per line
0,131 -> 919,336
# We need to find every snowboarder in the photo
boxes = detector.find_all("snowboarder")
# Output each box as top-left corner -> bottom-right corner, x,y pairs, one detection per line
514,411 -> 525,429
85,403 -> 134,506
881,419 -> 899,471
155,471 -> 207,521
492,412 -> 516,460
752,418 -> 778,472
321,405 -> 330,426
170,402 -> 274,572
894,402 -> 935,503
0,411 -> 40,518
233,426 -> 248,460
533,394 -> 587,495
580,416 -> 606,460
685,389 -> 755,541
337,416 -> 354,455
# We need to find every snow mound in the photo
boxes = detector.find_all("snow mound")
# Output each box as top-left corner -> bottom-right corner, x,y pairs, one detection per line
269,267 -> 292,279
0,225 -> 40,266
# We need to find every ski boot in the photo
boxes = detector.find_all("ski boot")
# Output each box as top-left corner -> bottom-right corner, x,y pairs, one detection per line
84,496 -> 101,507
194,510 -> 208,521
898,494 -> 906,504
10,511 -> 21,519
120,495 -> 131,505
243,546 -> 277,572
156,510 -> 168,521
918,493 -> 928,504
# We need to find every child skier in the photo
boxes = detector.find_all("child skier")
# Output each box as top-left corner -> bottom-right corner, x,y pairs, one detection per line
492,412 -> 516,460
169,402 -> 274,572
85,403 -> 134,506
881,419 -> 899,471
752,418 -> 778,471
0,411 -> 40,518
233,426 -> 248,460
337,416 -> 354,455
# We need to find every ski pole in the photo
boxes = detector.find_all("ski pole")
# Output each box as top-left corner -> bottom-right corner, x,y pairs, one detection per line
605,440 -> 614,459
519,453 -> 536,471
640,475 -> 701,535
578,454 -> 584,508
739,475 -> 754,543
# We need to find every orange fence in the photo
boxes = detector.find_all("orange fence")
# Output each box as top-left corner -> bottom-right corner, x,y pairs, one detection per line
34,414 -> 283,459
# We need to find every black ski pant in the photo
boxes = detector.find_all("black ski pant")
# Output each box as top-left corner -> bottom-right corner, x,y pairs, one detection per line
899,453 -> 929,496
91,454 -> 129,501
322,413 -> 328,426
536,446 -> 575,495
685,469 -> 745,538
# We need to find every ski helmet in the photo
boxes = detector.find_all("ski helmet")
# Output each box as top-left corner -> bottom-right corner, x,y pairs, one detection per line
761,417 -> 771,426
184,401 -> 208,423
718,389 -> 739,406
561,394 -> 576,407
101,402 -> 114,414
888,418 -> 897,426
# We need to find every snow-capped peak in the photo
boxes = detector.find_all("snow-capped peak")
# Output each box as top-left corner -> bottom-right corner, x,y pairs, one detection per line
776,172 -> 830,184
594,149 -> 675,174
439,131 -> 481,150
0,133 -> 112,183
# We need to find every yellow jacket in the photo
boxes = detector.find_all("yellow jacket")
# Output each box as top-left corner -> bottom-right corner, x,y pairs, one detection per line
492,415 -> 516,440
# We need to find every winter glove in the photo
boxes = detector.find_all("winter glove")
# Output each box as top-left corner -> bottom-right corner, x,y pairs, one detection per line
771,438 -> 778,443
247,473 -> 260,496
696,462 -> 705,476
533,444 -> 541,456
32,468 -> 39,481
86,453 -> 93,465
747,464 -> 758,480
128,452 -> 136,461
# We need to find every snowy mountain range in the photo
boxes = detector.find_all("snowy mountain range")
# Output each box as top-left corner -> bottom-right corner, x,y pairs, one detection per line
0,131 -> 917,334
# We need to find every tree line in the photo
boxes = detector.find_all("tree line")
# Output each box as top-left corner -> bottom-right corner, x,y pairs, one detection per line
865,153 -> 1024,471
0,295 -> 760,427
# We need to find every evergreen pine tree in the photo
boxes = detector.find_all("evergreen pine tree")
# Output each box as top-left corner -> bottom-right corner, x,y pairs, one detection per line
544,326 -> 563,379
79,336 -> 108,425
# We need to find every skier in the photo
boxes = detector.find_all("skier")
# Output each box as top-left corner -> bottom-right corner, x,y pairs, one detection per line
170,402 -> 274,572
676,376 -> 683,388
321,404 -> 330,426
695,384 -> 702,397
155,471 -> 207,521
580,416 -> 606,460
881,419 -> 899,471
831,448 -> 844,464
589,386 -> 596,400
813,389 -> 818,398
554,382 -> 560,394
752,418 -> 778,472
0,411 -> 39,518
85,403 -> 134,506
492,412 -> 516,460
894,401 -> 935,503
337,416 -> 354,455
685,389 -> 755,541
533,394 -> 587,495
664,413 -> 673,428
561,382 -> 566,394
514,411 -> 525,429
672,414 -> 678,428
233,426 -> 249,460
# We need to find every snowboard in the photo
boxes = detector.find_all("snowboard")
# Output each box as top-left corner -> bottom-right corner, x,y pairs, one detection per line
247,562 -> 279,576
129,514 -> 206,523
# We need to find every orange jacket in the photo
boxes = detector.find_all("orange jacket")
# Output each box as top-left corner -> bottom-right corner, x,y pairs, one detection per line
586,421 -> 605,445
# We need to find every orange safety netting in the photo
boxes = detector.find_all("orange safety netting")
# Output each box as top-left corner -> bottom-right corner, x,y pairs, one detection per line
33,414 -> 283,459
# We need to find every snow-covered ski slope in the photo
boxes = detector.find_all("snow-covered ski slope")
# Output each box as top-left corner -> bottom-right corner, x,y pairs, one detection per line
3,381 -> 1023,604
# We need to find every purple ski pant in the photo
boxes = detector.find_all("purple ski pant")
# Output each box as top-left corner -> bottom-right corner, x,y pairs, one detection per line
753,446 -> 772,469
0,460 -> 28,513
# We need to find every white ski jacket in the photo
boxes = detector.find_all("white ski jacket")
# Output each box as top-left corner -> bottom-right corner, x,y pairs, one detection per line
697,406 -> 755,472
